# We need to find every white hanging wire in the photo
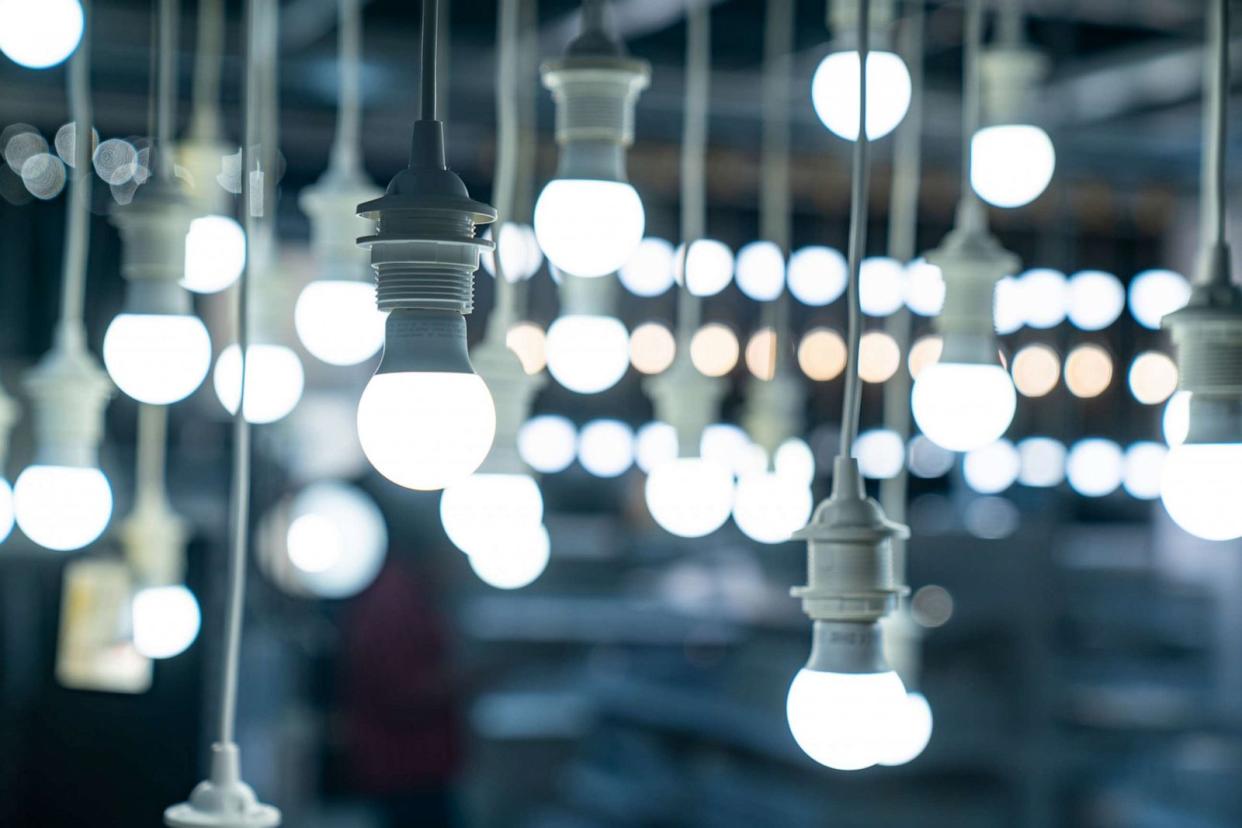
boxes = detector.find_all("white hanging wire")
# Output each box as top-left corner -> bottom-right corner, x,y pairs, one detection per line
757,0 -> 793,377
57,0 -> 93,341
676,0 -> 710,343
331,0 -> 363,173
488,0 -> 521,328
189,0 -> 224,140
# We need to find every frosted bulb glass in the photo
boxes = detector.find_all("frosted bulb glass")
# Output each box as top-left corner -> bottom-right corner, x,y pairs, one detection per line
467,523 -> 550,590
295,280 -> 386,366
534,179 -> 644,278
731,472 -> 813,544
132,585 -> 201,659
876,692 -> 933,767
287,482 -> 388,597
734,240 -> 785,301
357,371 -> 496,491
811,50 -> 911,141
0,478 -> 12,544
440,473 -> 543,556
213,343 -> 305,424
183,215 -> 246,294
786,668 -> 908,771
14,465 -> 112,551
644,457 -> 734,538
0,0 -> 83,69
103,313 -> 212,404
619,237 -> 676,297
545,315 -> 630,394
971,125 -> 1056,208
1160,443 -> 1242,541
912,363 -> 1016,452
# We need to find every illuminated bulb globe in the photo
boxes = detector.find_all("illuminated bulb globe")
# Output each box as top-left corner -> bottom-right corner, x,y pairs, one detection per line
876,692 -> 934,767
518,415 -> 577,474
0,478 -> 12,543
183,215 -> 246,294
786,668 -> 908,771
912,363 -> 1016,452
734,240 -> 785,301
970,125 -> 1056,208
102,313 -> 212,404
1160,444 -> 1242,541
619,237 -> 676,297
644,457 -> 733,538
440,473 -> 543,556
811,50 -> 911,141
534,179 -> 644,278
0,0 -> 83,69
213,343 -> 305,424
467,523 -> 550,590
731,472 -> 812,544
14,465 -> 112,551
132,585 -> 201,659
545,314 -> 630,394
295,281 -> 386,366
286,482 -> 388,597
357,371 -> 496,491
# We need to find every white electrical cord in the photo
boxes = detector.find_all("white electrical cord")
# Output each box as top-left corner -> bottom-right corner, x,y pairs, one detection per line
189,0 -> 224,140
838,0 -> 870,459
157,0 -> 177,180
757,0 -> 793,370
331,0 -> 363,172
136,404 -> 170,506
58,0 -> 92,339
676,0 -> 710,342
421,0 -> 439,123
488,0 -> 521,323
961,0 -> 983,210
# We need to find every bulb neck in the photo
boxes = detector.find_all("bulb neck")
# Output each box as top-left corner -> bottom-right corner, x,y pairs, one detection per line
980,45 -> 1047,124
1165,275 -> 1242,445
121,279 -> 194,316
645,351 -> 727,458
24,337 -> 112,470
375,309 -> 474,375
805,620 -> 893,675
929,210 -> 1018,346
559,271 -> 618,316
543,56 -> 650,154
554,140 -> 628,183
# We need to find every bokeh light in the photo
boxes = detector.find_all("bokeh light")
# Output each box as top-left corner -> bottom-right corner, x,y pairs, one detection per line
860,256 -> 905,317
798,327 -> 847,381
854,429 -> 904,480
675,239 -> 733,297
518,415 -> 577,474
690,323 -> 740,377
906,335 -> 942,380
1128,351 -> 1178,405
787,245 -> 847,306
734,240 -> 785,301
1123,441 -> 1166,500
577,419 -> 635,478
619,237 -> 676,297
1064,344 -> 1113,398
1067,270 -> 1125,331
635,421 -> 678,473
858,331 -> 900,383
963,439 -> 1020,494
1017,436 -> 1066,488
1010,343 -> 1060,397
745,328 -> 778,380
907,435 -> 954,479
1066,438 -> 1123,497
506,322 -> 547,375
629,321 -> 677,375
904,258 -> 945,316
1128,269 -> 1190,330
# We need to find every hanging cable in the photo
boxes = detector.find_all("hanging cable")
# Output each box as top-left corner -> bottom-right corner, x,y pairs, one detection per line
157,0 -> 177,179
488,0 -> 522,324
420,0 -> 439,123
838,0 -> 870,459
677,0 -> 710,341
332,0 -> 363,172
961,0 -> 983,210
998,0 -> 1023,47
1205,0 -> 1229,259
189,0 -> 223,140
58,0 -> 92,340
758,0 -> 794,379
136,404 -> 170,506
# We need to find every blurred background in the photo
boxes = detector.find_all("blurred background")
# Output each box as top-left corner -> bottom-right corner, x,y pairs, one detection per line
2,0 -> 1242,826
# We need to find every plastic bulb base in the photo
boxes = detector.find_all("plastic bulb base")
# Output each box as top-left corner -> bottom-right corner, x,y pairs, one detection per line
165,743 -> 281,828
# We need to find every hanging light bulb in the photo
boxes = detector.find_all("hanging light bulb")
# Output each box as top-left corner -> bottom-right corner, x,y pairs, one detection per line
533,0 -> 650,278
971,38 -> 1054,208
354,1 -> 498,492
811,0 -> 910,142
0,0 -> 84,69
1159,0 -> 1242,542
546,273 -> 630,394
0,383 -> 18,544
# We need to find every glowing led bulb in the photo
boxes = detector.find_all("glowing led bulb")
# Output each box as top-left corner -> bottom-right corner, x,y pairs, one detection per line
286,482 -> 388,597
644,457 -> 733,538
876,692 -> 933,767
0,0 -> 83,69
132,585 -> 201,659
534,180 -> 644,278
811,50 -> 911,141
213,343 -> 305,424
467,523 -> 550,590
295,280 -> 386,366
545,314 -> 630,394
912,363 -> 1016,452
732,472 -> 812,544
103,313 -> 212,404
440,473 -> 543,556
183,215 -> 246,294
1160,443 -> 1242,541
786,668 -> 908,771
14,465 -> 112,551
970,125 -> 1055,208
0,478 -> 12,543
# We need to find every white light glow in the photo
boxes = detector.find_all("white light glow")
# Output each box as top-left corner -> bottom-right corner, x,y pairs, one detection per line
970,124 -> 1055,208
214,343 -> 305,424
735,240 -> 785,301
1123,441 -> 1166,501
811,50 -> 911,141
1066,439 -> 1123,497
675,239 -> 734,298
732,472 -> 812,544
14,465 -> 112,551
1067,270 -> 1125,331
774,438 -> 815,487
546,315 -> 630,394
481,223 -> 543,282
103,313 -> 212,404
534,179 -> 644,278
907,435 -> 954,479
467,523 -> 550,590
132,585 -> 201,659
357,371 -> 495,491
788,246 -> 848,307
629,322 -> 676,375
0,0 -> 84,69
1163,391 -> 1190,447
1129,269 -> 1191,330
644,457 -> 734,538
904,258 -> 945,316
963,439 -> 1020,494
1017,268 -> 1068,329
619,237 -> 676,297
635,421 -> 678,473
1128,351 -> 1179,405
876,692 -> 933,767
577,419 -> 635,478
860,257 -> 905,317
287,482 -> 387,598
1017,437 -> 1066,488
993,276 -> 1023,335
912,363 -> 1016,452
700,423 -> 753,477
441,473 -> 542,556
853,429 -> 904,480
295,280 -> 386,366
0,478 -> 12,543
518,415 -> 577,474
787,668 -> 908,771
183,215 -> 245,294
1161,443 -> 1242,540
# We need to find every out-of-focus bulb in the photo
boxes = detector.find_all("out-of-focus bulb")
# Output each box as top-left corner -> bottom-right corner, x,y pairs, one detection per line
811,50 -> 911,141
912,362 -> 1016,452
0,0 -> 83,69
970,125 -> 1055,208
1160,443 -> 1242,541
732,472 -> 812,544
183,215 -> 246,294
876,692 -> 933,766
644,456 -> 733,538
0,478 -> 12,543
286,482 -> 388,597
213,343 -> 305,424
14,465 -> 112,551
787,668 -> 908,771
132,585 -> 201,659
103,313 -> 212,404
535,180 -> 644,278
440,473 -> 543,556
546,314 -> 630,394
295,280 -> 386,366
467,523 -> 550,590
